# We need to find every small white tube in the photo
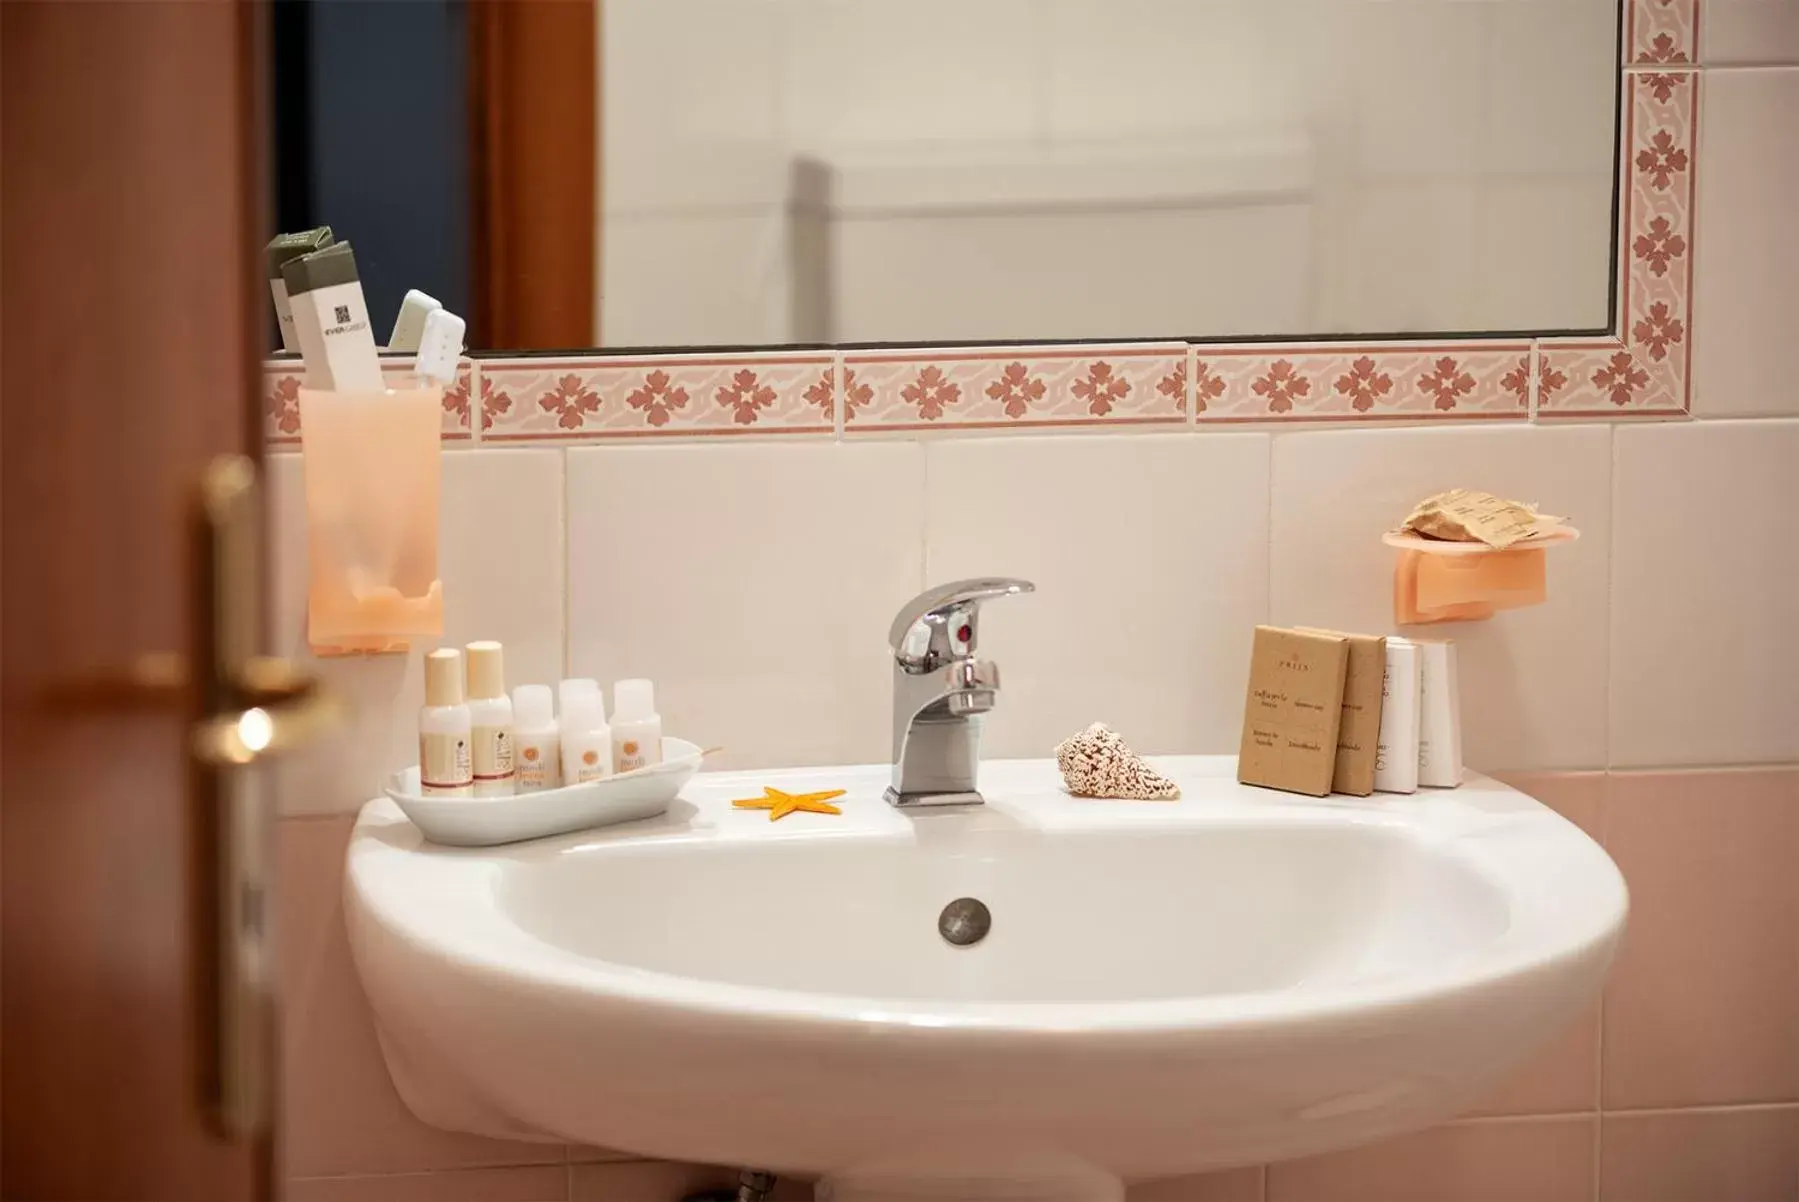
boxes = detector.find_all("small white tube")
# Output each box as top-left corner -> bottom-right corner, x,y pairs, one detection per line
1374,638 -> 1421,794
1415,639 -> 1464,788
388,288 -> 443,353
560,686 -> 613,784
512,684 -> 561,793
413,308 -> 466,388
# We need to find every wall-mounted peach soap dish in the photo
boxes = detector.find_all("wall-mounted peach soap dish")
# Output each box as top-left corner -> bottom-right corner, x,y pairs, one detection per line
1386,490 -> 1577,625
385,736 -> 705,847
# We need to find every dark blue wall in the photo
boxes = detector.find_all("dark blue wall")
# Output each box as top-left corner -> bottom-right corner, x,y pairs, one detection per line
290,0 -> 468,340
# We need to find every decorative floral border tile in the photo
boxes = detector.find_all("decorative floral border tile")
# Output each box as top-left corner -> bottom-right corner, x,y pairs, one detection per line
263,360 -> 474,447
1187,343 -> 1532,423
840,345 -> 1188,432
477,352 -> 833,442
1628,0 -> 1697,66
258,0 -> 1697,446
1540,66 -> 1695,416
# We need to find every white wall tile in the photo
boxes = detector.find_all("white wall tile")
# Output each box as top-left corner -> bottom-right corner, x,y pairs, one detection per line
1270,425 -> 1613,772
1482,0 -> 1618,177
601,0 -> 782,160
922,433 -> 1272,760
566,442 -> 924,772
777,0 -> 1039,151
270,450 -> 567,816
1473,175 -> 1614,333
1692,68 -> 1799,417
601,211 -> 800,347
832,204 -> 1313,344
1701,2 -> 1799,64
1611,420 -> 1799,767
1351,2 -> 1492,181
1042,0 -> 1332,142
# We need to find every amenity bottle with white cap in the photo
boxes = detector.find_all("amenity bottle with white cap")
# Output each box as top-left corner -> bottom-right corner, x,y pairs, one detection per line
611,679 -> 662,773
465,641 -> 515,796
512,683 -> 561,793
418,648 -> 472,797
559,679 -> 612,784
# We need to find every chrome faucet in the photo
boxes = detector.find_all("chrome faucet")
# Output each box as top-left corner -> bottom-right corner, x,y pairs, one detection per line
884,578 -> 1034,808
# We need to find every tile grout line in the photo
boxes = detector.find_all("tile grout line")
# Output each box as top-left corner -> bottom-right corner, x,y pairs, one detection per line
561,447 -> 573,680
469,359 -> 483,446
833,349 -> 846,441
1605,424 -> 1619,771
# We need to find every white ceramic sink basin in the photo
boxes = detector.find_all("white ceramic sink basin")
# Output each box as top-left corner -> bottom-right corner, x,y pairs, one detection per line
345,757 -> 1626,1202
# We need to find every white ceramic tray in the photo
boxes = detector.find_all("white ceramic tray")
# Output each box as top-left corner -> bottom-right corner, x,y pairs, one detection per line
385,736 -> 703,847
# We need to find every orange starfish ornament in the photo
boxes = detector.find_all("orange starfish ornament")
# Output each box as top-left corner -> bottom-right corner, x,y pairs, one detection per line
731,786 -> 846,821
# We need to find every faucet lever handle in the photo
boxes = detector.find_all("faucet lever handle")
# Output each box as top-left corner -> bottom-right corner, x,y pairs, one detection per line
888,577 -> 1034,667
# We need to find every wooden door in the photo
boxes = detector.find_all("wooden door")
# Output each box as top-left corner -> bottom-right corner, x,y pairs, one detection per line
2,2 -> 275,1198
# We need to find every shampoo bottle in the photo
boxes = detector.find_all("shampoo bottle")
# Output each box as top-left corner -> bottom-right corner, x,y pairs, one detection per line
465,641 -> 515,796
612,679 -> 663,773
512,683 -> 561,793
419,648 -> 472,797
560,682 -> 612,784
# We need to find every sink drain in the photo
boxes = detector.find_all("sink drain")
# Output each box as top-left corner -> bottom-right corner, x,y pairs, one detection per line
938,897 -> 991,946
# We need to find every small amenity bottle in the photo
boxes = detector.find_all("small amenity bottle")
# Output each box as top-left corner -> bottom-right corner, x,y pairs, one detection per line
512,683 -> 561,793
465,641 -> 515,796
419,648 -> 472,796
560,682 -> 612,784
612,679 -> 663,773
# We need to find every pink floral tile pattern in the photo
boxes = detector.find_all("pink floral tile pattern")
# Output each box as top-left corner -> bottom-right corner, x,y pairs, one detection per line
478,353 -> 833,442
1628,0 -> 1698,66
263,360 -> 474,446
1541,70 -> 1695,415
1187,343 -> 1531,422
841,345 -> 1187,432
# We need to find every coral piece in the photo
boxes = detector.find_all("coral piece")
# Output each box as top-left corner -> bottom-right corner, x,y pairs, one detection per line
1054,723 -> 1180,801
731,786 -> 846,821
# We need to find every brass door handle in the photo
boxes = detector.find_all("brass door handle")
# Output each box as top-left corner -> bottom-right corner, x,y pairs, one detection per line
42,456 -> 342,1143
193,657 -> 343,766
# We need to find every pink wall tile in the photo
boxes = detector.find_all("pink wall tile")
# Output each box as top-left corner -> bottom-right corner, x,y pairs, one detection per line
1602,768 -> 1799,1109
280,816 -> 564,1178
1265,1118 -> 1595,1202
287,1165 -> 570,1202
1692,69 -> 1799,416
1600,1106 -> 1799,1202
1460,773 -> 1605,1117
1127,1167 -> 1264,1202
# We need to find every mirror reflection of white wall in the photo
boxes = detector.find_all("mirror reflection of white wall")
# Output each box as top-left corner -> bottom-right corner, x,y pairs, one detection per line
598,0 -> 1619,347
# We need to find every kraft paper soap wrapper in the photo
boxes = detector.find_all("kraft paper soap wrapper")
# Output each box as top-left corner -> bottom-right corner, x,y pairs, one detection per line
1398,489 -> 1566,550
1297,628 -> 1387,796
1238,626 -> 1349,798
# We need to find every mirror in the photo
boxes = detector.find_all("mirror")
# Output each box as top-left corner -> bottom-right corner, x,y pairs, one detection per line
270,0 -> 1622,353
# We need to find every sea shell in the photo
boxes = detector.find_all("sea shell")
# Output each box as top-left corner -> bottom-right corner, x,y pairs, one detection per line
1053,722 -> 1180,800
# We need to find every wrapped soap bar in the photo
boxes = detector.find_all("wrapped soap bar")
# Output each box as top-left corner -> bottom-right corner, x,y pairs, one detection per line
1237,626 -> 1349,797
1297,628 -> 1387,796
1398,489 -> 1565,549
